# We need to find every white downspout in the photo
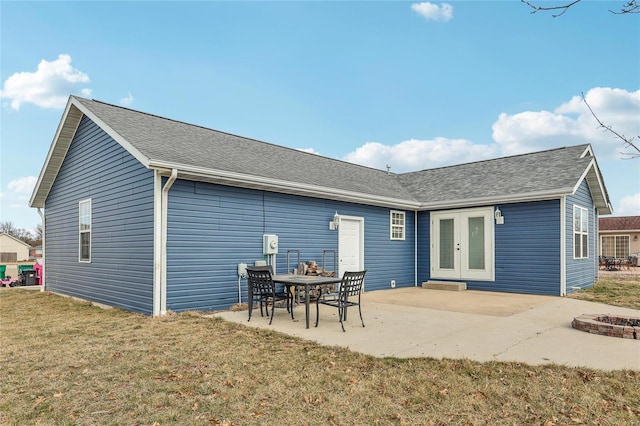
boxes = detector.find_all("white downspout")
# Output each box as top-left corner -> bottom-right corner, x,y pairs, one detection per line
414,210 -> 418,287
560,197 -> 567,296
153,171 -> 162,316
37,208 -> 45,292
160,169 -> 178,315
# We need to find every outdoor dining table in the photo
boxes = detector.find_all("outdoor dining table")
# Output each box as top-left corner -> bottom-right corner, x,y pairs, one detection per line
272,274 -> 342,329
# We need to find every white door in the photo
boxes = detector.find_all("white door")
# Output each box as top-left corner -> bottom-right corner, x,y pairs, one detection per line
338,215 -> 364,277
431,207 -> 494,281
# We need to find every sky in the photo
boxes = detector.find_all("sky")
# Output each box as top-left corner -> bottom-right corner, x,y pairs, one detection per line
1,1 -> 639,232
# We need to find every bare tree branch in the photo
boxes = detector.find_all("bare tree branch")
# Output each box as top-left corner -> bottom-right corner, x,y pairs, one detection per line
610,0 -> 640,14
581,92 -> 640,160
521,0 -> 582,17
522,0 -> 640,16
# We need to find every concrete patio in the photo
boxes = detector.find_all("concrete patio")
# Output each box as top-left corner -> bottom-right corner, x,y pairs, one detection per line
214,287 -> 640,371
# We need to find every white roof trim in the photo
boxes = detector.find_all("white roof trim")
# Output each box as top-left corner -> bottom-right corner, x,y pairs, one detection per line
71,97 -> 150,168
29,100 -> 83,208
150,161 -> 422,210
580,145 -> 594,158
418,191 -> 570,211
572,159 -> 612,215
29,97 -> 152,208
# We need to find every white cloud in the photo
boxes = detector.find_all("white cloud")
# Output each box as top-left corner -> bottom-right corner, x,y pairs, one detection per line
7,176 -> 37,194
343,138 -> 497,172
411,2 -> 453,22
296,147 -> 321,155
120,92 -> 134,106
492,88 -> 640,158
616,193 -> 640,216
0,54 -> 91,110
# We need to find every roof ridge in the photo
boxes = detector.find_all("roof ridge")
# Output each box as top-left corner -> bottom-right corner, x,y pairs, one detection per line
398,144 -> 590,176
75,96 -> 391,175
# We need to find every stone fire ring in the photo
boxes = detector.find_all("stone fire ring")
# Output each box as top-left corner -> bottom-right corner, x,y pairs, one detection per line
572,314 -> 640,339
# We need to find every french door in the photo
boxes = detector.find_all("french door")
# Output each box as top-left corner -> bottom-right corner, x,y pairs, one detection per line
431,207 -> 494,281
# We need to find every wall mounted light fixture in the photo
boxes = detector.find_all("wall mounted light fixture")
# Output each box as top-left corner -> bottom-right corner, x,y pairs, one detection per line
494,207 -> 504,224
330,211 -> 340,230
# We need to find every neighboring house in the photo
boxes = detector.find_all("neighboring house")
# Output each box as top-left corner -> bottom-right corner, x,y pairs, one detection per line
0,233 -> 31,262
598,216 -> 640,262
29,96 -> 613,315
29,245 -> 43,259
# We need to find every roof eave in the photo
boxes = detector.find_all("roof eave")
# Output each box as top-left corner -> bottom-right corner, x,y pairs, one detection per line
573,159 -> 613,215
29,96 -> 152,209
29,99 -> 84,208
150,161 -> 422,210
417,189 -> 573,211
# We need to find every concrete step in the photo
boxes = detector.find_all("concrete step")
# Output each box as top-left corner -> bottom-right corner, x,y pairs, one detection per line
422,281 -> 467,291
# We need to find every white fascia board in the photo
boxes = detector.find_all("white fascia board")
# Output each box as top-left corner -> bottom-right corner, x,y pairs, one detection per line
29,100 -> 83,208
599,229 -> 640,233
573,160 -> 613,215
580,145 -> 594,158
149,161 -> 422,210
71,97 -> 150,168
418,190 -> 571,211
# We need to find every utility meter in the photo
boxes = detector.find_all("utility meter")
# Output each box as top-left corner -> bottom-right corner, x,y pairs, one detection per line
263,234 -> 279,255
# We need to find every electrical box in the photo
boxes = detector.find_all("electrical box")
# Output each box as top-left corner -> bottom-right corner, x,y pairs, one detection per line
237,263 -> 247,277
263,234 -> 279,255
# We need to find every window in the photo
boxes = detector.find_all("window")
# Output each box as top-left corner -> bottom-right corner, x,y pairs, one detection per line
573,205 -> 588,259
390,211 -> 405,240
601,235 -> 630,258
79,199 -> 92,262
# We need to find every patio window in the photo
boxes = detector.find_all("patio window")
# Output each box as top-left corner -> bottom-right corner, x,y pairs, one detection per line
600,235 -> 630,258
573,205 -> 588,259
79,199 -> 92,262
390,211 -> 405,240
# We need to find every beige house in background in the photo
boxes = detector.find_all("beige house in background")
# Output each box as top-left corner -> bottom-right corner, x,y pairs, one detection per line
598,216 -> 640,265
0,233 -> 32,278
0,233 -> 31,262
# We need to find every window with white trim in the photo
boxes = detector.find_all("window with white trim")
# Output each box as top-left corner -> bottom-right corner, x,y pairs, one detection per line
600,235 -> 630,258
79,199 -> 92,262
390,211 -> 405,240
573,205 -> 588,259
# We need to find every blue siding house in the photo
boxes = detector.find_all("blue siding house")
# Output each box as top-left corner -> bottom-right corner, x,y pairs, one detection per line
30,96 -> 612,315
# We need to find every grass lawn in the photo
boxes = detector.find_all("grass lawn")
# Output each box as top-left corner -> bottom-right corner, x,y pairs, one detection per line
1,285 -> 639,425
567,277 -> 640,310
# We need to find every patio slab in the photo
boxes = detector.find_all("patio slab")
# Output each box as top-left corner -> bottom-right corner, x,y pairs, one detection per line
213,287 -> 640,371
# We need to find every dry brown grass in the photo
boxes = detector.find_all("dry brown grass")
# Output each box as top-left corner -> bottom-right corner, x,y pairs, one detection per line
568,277 -> 640,310
1,288 -> 639,425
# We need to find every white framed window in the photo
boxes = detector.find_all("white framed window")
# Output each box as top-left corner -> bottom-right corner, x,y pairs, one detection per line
390,211 -> 405,240
79,199 -> 92,262
600,235 -> 630,258
573,205 -> 588,259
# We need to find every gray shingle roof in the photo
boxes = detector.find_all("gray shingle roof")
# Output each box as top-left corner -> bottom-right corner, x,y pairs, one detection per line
73,97 -> 417,205
394,144 -> 596,209
30,96 -> 611,213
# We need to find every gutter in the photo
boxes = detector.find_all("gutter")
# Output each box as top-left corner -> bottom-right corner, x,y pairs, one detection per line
149,160 -> 422,211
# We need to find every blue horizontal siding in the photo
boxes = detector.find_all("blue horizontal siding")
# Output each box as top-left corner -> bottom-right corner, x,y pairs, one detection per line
566,179 -> 596,293
166,181 -> 415,312
417,201 -> 562,295
44,117 -> 155,314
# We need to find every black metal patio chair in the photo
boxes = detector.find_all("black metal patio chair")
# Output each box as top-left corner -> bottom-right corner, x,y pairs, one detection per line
315,270 -> 366,332
246,266 -> 292,325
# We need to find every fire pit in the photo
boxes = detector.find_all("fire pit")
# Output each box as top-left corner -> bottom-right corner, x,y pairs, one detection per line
572,314 -> 639,339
